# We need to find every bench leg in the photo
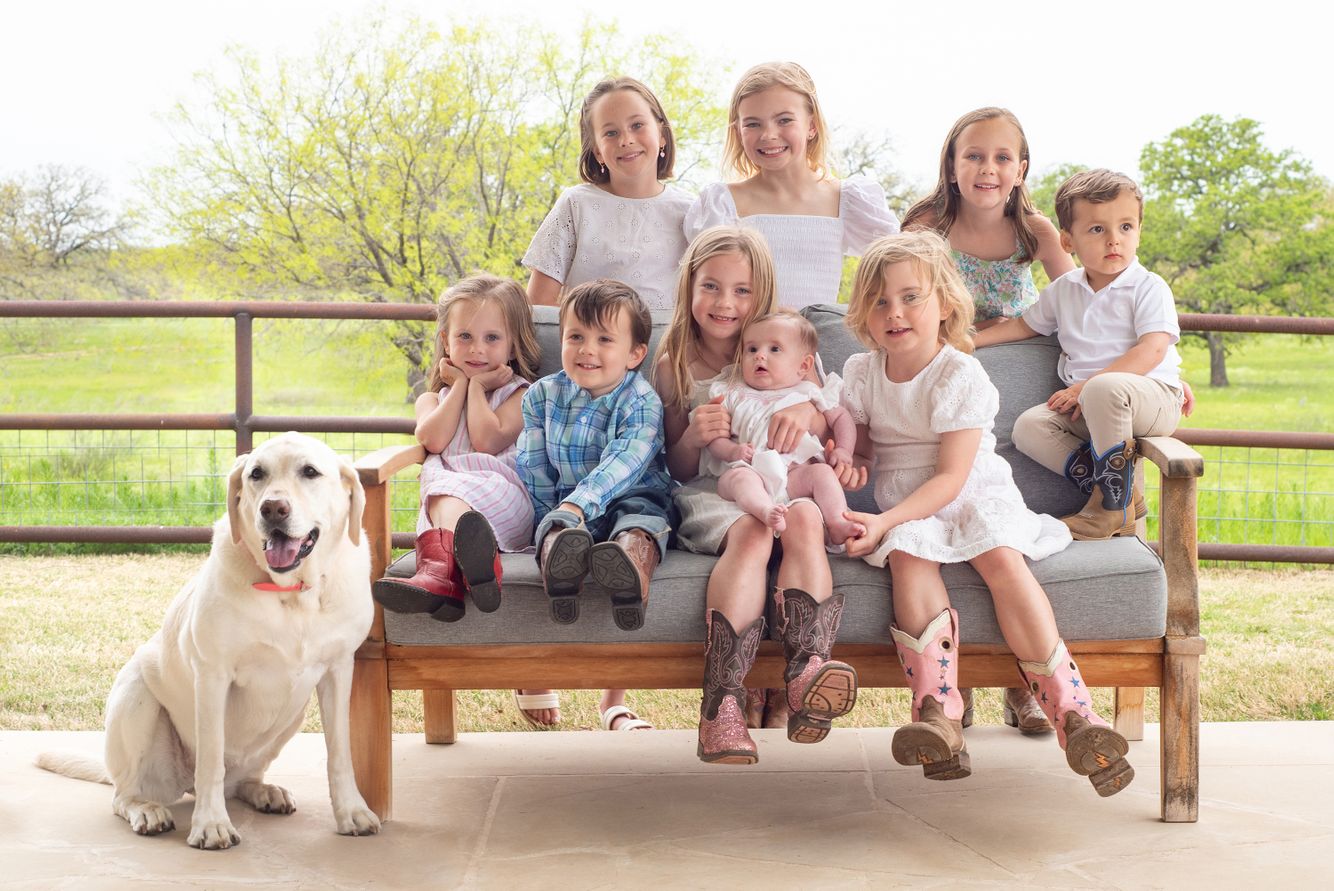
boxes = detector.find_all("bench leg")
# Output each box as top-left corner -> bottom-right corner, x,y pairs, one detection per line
1160,653 -> 1200,822
424,689 -> 457,745
1114,687 -> 1146,740
351,654 -> 393,822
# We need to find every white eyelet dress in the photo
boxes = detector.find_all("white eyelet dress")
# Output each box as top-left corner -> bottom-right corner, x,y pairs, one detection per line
841,346 -> 1071,567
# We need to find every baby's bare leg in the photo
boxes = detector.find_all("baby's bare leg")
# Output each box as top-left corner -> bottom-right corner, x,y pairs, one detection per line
718,466 -> 787,533
786,463 -> 864,545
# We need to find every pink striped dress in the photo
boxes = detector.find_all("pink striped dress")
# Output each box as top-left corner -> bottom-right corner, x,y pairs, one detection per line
416,378 -> 534,551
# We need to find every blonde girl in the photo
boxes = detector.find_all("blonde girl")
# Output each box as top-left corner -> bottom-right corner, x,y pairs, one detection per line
902,107 -> 1073,329
373,274 -> 538,622
685,62 -> 898,308
524,77 -> 692,310
653,226 -> 859,763
840,231 -> 1133,797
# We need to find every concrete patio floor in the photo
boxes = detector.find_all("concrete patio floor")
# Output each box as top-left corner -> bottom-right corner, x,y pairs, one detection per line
4,722 -> 1332,889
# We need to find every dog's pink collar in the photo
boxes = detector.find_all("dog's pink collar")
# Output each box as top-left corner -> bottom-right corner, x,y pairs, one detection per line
253,581 -> 308,593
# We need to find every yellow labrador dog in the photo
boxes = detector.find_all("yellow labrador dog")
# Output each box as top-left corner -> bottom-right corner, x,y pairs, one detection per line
38,432 -> 380,848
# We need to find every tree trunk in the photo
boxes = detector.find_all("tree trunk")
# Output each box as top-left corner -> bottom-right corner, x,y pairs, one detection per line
1205,332 -> 1229,387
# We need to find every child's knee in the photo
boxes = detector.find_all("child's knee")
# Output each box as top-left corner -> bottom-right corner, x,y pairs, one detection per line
1012,405 -> 1056,455
781,501 -> 823,538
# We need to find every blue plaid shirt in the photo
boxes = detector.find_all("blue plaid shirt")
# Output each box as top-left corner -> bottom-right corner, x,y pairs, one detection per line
517,369 -> 673,522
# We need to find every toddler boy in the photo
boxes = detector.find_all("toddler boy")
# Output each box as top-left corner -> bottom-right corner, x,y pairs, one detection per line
517,279 -> 674,630
974,169 -> 1184,539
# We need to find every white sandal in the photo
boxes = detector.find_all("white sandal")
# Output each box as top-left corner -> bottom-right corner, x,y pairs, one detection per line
512,690 -> 560,731
600,704 -> 653,731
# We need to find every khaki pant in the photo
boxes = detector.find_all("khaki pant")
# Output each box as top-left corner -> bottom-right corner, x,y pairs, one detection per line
1013,373 -> 1182,475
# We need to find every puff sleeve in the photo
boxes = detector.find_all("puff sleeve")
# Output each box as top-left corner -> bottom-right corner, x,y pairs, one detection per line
840,176 -> 900,255
840,351 -> 874,425
929,352 -> 998,434
522,187 -> 579,284
684,182 -> 739,242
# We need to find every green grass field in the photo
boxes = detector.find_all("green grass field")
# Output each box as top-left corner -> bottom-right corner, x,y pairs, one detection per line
2,319 -> 1333,550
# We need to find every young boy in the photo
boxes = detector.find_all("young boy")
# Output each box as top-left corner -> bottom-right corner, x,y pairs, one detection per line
516,279 -> 675,631
974,169 -> 1185,540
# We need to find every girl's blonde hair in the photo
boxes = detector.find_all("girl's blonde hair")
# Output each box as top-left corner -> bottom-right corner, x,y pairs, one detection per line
578,77 -> 675,185
427,274 -> 541,392
723,62 -> 830,180
847,231 -> 975,355
901,107 -> 1043,263
654,226 -> 778,411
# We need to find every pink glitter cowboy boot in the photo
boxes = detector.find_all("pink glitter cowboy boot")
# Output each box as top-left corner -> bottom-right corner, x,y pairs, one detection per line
890,608 -> 971,780
775,588 -> 858,744
698,610 -> 765,765
1018,641 -> 1134,797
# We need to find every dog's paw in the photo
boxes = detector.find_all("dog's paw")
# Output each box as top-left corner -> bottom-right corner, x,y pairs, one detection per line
187,817 -> 242,850
334,802 -> 382,836
237,781 -> 297,815
123,800 -> 175,835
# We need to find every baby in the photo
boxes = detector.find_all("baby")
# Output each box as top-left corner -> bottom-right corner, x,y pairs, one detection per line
701,310 -> 864,544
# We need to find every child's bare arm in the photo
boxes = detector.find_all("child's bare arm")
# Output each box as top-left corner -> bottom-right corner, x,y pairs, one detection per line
467,378 -> 527,454
413,364 -> 467,453
822,405 -> 857,465
707,436 -> 754,463
973,316 -> 1039,349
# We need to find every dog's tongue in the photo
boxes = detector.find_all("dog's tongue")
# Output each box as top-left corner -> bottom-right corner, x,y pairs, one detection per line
265,533 -> 302,569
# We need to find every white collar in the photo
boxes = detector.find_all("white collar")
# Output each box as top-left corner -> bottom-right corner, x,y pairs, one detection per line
1073,258 -> 1147,295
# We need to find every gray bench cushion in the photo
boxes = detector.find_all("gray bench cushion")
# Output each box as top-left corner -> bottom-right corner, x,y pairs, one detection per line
382,304 -> 1167,651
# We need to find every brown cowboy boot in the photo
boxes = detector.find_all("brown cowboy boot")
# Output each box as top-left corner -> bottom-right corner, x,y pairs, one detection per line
372,528 -> 465,622
1062,441 -> 1147,541
698,610 -> 765,764
588,529 -> 658,631
1003,685 -> 1054,734
539,525 -> 592,624
775,589 -> 858,744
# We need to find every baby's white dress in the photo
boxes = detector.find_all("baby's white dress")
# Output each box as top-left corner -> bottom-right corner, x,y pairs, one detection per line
683,176 -> 898,308
700,375 -> 843,502
522,183 -> 693,310
841,346 -> 1071,567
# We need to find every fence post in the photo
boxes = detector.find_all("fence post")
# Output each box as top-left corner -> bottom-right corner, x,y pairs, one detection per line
235,312 -> 253,455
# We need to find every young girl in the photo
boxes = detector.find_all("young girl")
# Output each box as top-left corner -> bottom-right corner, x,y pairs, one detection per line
654,226 -> 859,762
902,107 -> 1073,329
703,309 -> 863,544
523,77 -> 692,310
685,62 -> 899,308
840,231 -> 1134,797
373,274 -> 540,623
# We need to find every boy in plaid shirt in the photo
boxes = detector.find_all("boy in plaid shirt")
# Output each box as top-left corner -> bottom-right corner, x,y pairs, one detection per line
517,280 -> 675,634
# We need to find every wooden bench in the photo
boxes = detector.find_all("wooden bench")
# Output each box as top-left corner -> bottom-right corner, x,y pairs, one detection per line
346,305 -> 1205,823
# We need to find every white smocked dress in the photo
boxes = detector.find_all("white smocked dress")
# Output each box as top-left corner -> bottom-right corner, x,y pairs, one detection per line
683,176 -> 899,308
416,379 -> 534,552
522,183 -> 693,310
841,346 -> 1071,567
700,374 -> 844,502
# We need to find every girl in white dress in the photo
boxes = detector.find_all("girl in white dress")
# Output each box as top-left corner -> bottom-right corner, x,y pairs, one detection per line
684,62 -> 899,308
840,231 -> 1135,798
373,275 -> 539,622
653,227 -> 859,763
524,76 -> 692,310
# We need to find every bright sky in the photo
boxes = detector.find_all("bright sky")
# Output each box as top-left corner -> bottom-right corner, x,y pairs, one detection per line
5,0 -> 1330,218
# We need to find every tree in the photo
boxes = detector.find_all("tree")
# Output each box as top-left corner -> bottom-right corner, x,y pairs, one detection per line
0,165 -> 125,271
150,16 -> 724,395
1137,115 -> 1334,386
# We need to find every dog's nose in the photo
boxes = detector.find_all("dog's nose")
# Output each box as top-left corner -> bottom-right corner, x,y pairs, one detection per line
260,499 -> 291,524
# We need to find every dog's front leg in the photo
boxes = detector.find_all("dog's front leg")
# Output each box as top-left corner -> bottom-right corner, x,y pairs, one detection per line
188,669 -> 242,850
316,657 -> 381,836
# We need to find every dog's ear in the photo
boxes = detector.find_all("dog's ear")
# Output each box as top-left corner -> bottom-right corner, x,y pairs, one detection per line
340,458 -> 365,546
227,453 -> 250,545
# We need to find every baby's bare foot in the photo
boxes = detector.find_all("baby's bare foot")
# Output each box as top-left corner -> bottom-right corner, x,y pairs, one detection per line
827,516 -> 865,546
764,504 -> 788,534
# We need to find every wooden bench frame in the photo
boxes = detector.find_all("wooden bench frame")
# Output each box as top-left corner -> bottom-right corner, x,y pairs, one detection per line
347,435 -> 1205,823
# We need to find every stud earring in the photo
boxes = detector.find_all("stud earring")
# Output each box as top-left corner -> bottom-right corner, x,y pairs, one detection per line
600,163 -> 607,176
659,146 -> 665,158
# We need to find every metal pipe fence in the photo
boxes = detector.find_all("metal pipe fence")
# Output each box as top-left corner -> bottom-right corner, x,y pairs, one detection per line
2,302 -> 1332,564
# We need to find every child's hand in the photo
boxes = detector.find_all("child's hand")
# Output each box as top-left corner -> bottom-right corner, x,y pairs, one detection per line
768,401 -> 819,454
1181,380 -> 1196,417
1047,382 -> 1085,420
472,365 -> 514,392
687,396 -> 732,449
842,509 -> 889,559
438,358 -> 463,387
824,440 -> 866,490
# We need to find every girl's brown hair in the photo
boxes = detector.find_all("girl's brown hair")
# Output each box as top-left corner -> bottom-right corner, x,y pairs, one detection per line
722,62 -> 830,181
846,231 -> 975,355
654,226 -> 777,411
901,107 -> 1042,263
578,77 -> 675,185
427,274 -> 541,392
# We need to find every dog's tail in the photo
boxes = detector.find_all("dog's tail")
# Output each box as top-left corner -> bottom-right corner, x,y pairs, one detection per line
34,752 -> 111,785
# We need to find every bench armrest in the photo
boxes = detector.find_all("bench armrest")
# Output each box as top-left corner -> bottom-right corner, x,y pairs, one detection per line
1138,436 -> 1204,479
1138,435 -> 1203,638
355,443 -> 427,487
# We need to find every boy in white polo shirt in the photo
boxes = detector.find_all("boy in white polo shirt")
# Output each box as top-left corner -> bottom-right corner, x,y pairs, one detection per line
974,169 -> 1184,540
